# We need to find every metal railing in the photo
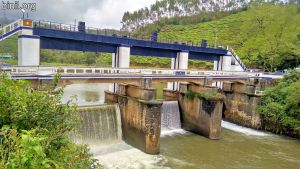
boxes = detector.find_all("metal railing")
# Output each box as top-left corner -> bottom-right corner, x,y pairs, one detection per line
32,20 -> 225,49
229,48 -> 247,71
3,66 -> 260,77
0,19 -> 226,49
0,20 -> 21,41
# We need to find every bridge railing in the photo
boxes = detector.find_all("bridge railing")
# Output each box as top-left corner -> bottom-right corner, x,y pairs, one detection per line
228,47 -> 247,71
3,66 -> 260,77
33,21 -> 79,32
32,20 -> 226,49
0,20 -> 21,38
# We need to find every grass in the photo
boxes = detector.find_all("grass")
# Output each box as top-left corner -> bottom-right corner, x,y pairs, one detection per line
152,82 -> 167,99
185,91 -> 224,101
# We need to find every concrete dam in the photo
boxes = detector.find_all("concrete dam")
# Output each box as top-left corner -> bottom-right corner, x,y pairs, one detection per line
70,77 -> 271,155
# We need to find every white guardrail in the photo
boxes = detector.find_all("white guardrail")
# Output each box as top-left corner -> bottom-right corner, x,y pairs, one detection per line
0,20 -> 21,37
1,66 -> 263,77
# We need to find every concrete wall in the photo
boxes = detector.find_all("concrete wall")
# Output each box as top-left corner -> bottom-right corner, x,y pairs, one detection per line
178,83 -> 224,139
222,79 -> 273,129
163,89 -> 179,101
105,83 -> 162,154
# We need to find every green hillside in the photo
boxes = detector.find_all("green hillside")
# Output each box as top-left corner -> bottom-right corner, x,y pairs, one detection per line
0,35 -> 18,55
158,4 -> 300,71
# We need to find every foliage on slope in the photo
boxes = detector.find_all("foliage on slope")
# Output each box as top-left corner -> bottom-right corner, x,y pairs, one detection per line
158,4 -> 300,71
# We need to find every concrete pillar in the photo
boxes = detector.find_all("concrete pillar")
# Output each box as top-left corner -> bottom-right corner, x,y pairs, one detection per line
18,35 -> 40,66
178,83 -> 224,139
105,83 -> 162,154
117,45 -> 130,68
213,58 -> 223,88
213,57 -> 222,71
111,45 -> 130,68
221,55 -> 232,71
167,51 -> 189,91
177,51 -> 189,70
18,20 -> 40,66
109,45 -> 131,93
213,60 -> 218,71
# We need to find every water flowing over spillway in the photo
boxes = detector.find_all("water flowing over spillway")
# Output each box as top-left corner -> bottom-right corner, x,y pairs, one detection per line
161,101 -> 185,135
71,105 -> 122,148
221,120 -> 269,136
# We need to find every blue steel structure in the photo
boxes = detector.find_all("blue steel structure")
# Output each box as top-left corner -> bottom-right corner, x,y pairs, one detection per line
31,21 -> 227,61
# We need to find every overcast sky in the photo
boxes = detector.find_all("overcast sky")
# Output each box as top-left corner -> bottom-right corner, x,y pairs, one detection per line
1,0 -> 156,29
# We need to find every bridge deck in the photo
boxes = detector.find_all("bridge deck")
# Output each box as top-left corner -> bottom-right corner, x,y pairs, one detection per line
3,66 -> 281,81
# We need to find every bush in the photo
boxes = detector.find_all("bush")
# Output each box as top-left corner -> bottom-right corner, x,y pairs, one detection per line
0,74 -> 99,168
258,70 -> 300,135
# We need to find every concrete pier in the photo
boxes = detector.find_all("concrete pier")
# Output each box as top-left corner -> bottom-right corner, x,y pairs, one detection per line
105,82 -> 162,154
109,45 -> 131,92
178,82 -> 224,139
222,79 -> 272,129
167,51 -> 189,90
18,20 -> 40,66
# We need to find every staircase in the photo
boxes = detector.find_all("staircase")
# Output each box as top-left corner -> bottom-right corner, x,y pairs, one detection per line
227,48 -> 247,71
0,20 -> 21,41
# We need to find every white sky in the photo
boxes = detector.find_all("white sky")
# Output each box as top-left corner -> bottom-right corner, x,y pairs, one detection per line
1,0 -> 157,29
83,0 -> 157,28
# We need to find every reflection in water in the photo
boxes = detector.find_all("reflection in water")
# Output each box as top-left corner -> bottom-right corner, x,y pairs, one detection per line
84,91 -> 100,102
62,83 -> 110,106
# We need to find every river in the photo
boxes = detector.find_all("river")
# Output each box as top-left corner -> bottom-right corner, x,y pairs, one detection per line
62,83 -> 300,169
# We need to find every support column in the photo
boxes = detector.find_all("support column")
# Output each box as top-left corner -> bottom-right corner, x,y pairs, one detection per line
105,82 -> 163,154
221,55 -> 232,71
167,51 -> 189,90
117,45 -> 130,68
178,83 -> 224,139
109,45 -> 131,92
18,20 -> 40,66
213,57 -> 223,87
111,45 -> 130,68
177,51 -> 189,69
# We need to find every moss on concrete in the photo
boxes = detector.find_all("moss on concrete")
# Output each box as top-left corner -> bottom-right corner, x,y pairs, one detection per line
185,91 -> 224,101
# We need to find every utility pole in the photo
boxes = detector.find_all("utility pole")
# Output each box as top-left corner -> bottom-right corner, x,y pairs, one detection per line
213,29 -> 219,48
298,0 -> 300,13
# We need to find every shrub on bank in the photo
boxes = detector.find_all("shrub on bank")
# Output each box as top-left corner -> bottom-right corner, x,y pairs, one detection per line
0,74 -> 100,168
259,70 -> 300,137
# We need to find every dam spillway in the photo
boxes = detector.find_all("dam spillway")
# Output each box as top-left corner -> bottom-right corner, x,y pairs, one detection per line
71,105 -> 122,146
161,101 -> 182,134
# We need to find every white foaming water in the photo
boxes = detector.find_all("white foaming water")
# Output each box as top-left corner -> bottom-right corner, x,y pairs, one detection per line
161,129 -> 187,136
161,101 -> 184,136
221,120 -> 269,136
93,142 -> 171,169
